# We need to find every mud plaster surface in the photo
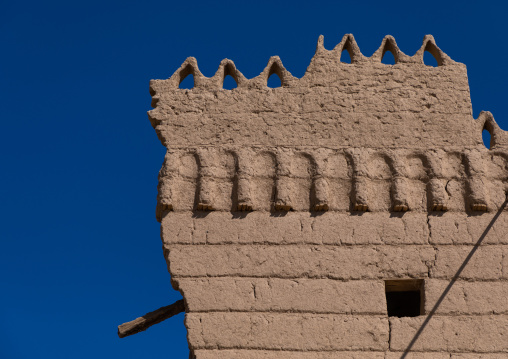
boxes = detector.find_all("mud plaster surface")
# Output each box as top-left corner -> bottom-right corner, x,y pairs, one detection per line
148,34 -> 508,357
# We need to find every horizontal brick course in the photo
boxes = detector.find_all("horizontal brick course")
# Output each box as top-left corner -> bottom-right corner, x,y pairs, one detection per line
390,316 -> 508,352
431,246 -> 504,280
425,280 -> 508,314
162,212 -> 508,247
429,213 -> 508,245
451,354 -> 508,358
177,278 -> 386,314
385,354 -> 450,359
193,350 -> 386,359
168,244 -> 508,280
162,212 -> 430,245
187,313 -> 389,351
193,351 -> 454,359
168,245 -> 435,279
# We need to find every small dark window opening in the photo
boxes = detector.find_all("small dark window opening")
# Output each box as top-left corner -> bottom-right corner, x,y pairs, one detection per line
385,279 -> 424,317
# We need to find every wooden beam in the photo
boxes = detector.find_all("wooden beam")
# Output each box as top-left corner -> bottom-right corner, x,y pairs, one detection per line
118,299 -> 185,338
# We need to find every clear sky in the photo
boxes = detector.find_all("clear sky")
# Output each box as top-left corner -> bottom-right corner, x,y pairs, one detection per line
1,0 -> 507,358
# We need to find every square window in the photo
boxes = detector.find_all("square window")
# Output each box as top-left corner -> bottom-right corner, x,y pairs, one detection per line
385,279 -> 424,317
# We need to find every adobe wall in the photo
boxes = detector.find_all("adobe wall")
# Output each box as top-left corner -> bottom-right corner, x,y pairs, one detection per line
149,34 -> 508,358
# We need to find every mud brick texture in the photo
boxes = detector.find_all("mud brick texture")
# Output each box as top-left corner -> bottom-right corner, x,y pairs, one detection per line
148,34 -> 508,357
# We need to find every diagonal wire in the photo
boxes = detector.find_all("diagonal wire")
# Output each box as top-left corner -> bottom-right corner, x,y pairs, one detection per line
400,197 -> 508,358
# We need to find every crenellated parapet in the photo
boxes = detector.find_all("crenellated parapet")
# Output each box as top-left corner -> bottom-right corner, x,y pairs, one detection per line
149,35 -> 478,149
144,34 -> 508,359
150,34 -> 508,221
149,34 -> 456,95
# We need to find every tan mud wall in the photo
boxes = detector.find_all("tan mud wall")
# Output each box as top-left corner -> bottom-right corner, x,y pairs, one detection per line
149,34 -> 508,358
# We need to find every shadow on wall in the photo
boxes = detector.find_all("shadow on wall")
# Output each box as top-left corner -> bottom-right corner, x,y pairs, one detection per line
400,194 -> 508,358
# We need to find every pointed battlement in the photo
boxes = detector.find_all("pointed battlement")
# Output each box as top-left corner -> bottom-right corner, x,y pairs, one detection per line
150,34 -> 457,93
149,35 -> 507,150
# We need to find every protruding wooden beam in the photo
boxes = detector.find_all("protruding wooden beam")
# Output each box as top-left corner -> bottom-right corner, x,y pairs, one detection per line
118,299 -> 185,338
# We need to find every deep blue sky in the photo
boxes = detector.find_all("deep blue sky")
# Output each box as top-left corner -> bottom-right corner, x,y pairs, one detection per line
1,1 -> 506,358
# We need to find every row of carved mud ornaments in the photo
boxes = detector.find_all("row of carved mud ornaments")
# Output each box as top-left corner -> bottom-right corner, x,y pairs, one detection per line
155,147 -> 508,220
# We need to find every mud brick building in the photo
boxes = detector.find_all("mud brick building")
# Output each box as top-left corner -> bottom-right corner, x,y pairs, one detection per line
148,35 -> 508,358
